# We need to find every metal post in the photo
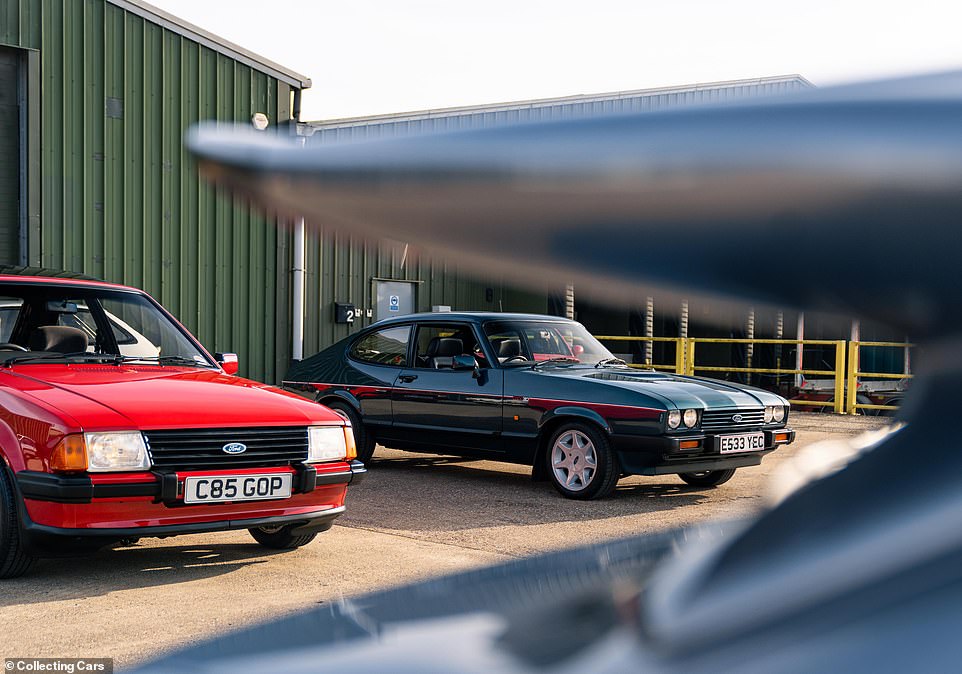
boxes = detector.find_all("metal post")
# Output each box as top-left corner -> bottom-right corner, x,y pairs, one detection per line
849,320 -> 861,414
645,296 -> 654,366
565,284 -> 575,321
775,310 -> 784,391
292,217 -> 305,361
678,299 -> 688,374
846,341 -> 859,414
745,307 -> 755,384
834,341 -> 846,414
795,312 -> 805,389
291,136 -> 307,362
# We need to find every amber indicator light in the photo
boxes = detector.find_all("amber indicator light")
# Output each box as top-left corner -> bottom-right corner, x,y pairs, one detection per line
49,434 -> 88,472
343,426 -> 358,461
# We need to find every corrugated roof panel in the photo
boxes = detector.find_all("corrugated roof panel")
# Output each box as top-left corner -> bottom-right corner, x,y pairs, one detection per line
307,76 -> 814,149
107,0 -> 310,88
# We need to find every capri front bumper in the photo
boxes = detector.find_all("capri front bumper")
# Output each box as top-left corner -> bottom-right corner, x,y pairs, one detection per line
612,428 -> 795,475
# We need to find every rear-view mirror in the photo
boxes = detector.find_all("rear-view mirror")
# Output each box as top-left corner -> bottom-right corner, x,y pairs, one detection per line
46,300 -> 78,314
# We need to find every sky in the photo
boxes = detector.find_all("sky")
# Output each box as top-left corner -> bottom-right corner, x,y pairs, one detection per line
147,0 -> 962,122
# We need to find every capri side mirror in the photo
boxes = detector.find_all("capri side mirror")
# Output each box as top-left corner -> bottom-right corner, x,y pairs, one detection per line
453,354 -> 481,378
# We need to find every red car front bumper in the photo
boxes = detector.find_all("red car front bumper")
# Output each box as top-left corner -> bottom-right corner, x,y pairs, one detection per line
13,461 -> 366,554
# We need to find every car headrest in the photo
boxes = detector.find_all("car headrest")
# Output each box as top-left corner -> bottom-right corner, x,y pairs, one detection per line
29,326 -> 89,354
434,338 -> 463,358
498,339 -> 521,357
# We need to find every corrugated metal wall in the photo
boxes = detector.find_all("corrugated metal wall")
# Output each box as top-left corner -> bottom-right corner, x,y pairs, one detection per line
302,76 -> 813,354
301,226 -> 548,355
0,3 -> 820,384
0,0 -> 294,383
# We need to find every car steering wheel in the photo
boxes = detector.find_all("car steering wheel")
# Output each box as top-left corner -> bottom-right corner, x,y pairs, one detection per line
503,355 -> 528,363
0,343 -> 28,351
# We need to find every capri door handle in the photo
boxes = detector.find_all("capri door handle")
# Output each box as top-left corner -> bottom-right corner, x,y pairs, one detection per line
398,374 -> 418,383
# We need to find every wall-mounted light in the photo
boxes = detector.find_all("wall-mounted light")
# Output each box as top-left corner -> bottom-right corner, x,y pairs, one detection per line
251,112 -> 269,131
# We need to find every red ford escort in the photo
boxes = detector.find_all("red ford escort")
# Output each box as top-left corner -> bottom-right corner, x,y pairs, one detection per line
0,268 -> 364,579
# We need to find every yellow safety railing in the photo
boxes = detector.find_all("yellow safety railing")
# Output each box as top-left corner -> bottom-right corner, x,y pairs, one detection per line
845,341 -> 914,415
686,338 -> 847,415
593,335 -> 914,415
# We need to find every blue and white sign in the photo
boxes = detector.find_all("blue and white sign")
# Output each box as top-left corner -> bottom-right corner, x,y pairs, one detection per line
376,280 -> 415,320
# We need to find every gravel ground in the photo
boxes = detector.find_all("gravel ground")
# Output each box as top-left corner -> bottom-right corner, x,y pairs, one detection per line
0,413 -> 890,668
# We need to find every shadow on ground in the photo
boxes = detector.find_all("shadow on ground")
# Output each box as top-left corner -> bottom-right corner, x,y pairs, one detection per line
341,449 -> 715,532
1,541 -> 287,607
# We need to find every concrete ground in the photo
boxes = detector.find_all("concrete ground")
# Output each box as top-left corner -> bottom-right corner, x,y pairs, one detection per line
0,413 -> 890,668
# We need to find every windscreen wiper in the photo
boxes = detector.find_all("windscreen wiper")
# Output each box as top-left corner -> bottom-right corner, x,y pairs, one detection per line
595,357 -> 627,368
2,352 -> 124,367
531,357 -> 581,369
117,355 -> 212,368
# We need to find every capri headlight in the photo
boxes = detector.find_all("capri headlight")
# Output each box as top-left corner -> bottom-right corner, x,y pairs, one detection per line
308,425 -> 350,463
773,405 -> 786,423
763,406 -> 775,423
683,409 -> 698,428
667,410 -> 682,429
85,431 -> 151,472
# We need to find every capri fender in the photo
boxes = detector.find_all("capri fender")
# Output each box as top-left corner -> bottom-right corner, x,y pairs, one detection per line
538,406 -> 613,435
317,389 -> 362,415
529,406 -> 612,481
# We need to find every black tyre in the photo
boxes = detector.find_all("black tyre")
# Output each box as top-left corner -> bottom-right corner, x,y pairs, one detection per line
0,464 -> 36,579
678,468 -> 736,488
546,422 -> 620,500
248,524 -> 318,550
324,400 -> 376,464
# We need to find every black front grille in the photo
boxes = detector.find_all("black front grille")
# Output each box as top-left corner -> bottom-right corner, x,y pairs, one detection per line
145,427 -> 309,471
700,408 -> 766,432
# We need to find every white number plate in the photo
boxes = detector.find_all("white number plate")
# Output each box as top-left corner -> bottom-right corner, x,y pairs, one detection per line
719,432 -> 766,454
183,473 -> 293,504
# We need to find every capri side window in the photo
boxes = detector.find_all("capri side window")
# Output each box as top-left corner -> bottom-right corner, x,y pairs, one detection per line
414,325 -> 478,369
350,326 -> 411,367
484,323 -> 529,363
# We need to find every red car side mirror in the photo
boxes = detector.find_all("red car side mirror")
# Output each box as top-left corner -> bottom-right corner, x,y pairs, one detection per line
215,352 -> 239,375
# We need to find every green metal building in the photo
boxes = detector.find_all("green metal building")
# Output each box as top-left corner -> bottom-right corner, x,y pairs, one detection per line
0,0 -> 537,383
0,0 -> 305,382
2,3 -> 897,385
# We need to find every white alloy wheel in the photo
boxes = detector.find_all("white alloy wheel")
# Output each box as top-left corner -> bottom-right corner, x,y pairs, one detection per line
551,429 -> 598,491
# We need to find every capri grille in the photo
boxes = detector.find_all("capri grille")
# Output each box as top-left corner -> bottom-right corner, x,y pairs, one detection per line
700,408 -> 766,432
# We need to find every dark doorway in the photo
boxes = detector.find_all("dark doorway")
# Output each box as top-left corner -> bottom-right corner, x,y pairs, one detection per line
0,47 -> 21,265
